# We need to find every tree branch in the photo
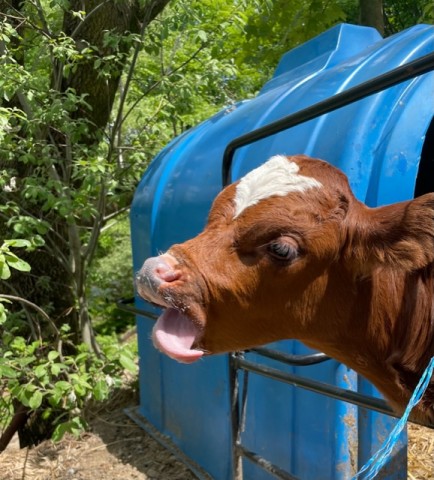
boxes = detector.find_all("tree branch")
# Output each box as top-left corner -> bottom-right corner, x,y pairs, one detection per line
119,42 -> 207,132
0,10 -> 51,40
82,182 -> 106,266
0,283 -> 40,341
107,0 -> 170,151
69,0 -> 112,40
0,294 -> 60,341
102,205 -> 130,225
30,0 -> 52,37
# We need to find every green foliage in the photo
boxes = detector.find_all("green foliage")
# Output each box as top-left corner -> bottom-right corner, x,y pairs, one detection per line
0,240 -> 31,280
0,241 -> 136,441
384,0 -> 433,34
235,0 -> 348,86
125,0 -> 249,150
0,4 -> 146,251
0,326 -> 137,440
87,216 -> 135,333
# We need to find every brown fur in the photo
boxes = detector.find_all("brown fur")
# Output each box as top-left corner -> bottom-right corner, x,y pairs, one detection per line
137,155 -> 434,423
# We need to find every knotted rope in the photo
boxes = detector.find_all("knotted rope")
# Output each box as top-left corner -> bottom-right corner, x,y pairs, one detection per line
352,357 -> 434,480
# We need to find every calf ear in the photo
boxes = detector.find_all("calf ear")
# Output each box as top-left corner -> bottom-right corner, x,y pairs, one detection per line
348,193 -> 434,272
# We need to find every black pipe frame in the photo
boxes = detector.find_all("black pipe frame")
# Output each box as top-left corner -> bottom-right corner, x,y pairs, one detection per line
117,296 -> 434,422
222,51 -> 434,186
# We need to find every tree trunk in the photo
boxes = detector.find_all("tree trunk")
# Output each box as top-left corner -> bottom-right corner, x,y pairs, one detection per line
0,404 -> 29,452
61,0 -> 171,130
360,0 -> 384,36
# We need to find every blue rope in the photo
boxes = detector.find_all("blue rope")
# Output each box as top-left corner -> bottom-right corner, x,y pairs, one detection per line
352,356 -> 434,480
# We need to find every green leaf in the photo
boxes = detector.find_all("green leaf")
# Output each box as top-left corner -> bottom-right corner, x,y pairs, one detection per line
0,258 -> 11,280
0,303 -> 7,324
11,383 -> 37,407
49,380 -> 71,407
54,380 -> 71,392
48,351 -> 60,362
48,392 -> 62,408
28,390 -> 43,409
34,364 -> 48,379
50,363 -> 66,375
196,30 -> 208,42
70,416 -> 87,436
41,408 -> 53,420
60,324 -> 71,334
52,416 -> 86,442
4,254 -> 31,272
0,363 -> 18,378
31,234 -> 46,246
10,336 -> 26,352
93,380 -> 109,401
73,383 -> 87,397
51,422 -> 70,442
119,353 -> 137,373
4,239 -> 31,248
17,355 -> 37,367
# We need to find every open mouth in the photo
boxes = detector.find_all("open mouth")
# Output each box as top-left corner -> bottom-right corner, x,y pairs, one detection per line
152,308 -> 204,364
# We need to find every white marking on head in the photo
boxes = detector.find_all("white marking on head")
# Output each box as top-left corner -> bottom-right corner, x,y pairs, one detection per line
233,155 -> 322,218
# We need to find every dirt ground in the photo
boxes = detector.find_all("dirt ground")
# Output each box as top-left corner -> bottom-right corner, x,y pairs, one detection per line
0,387 -> 198,480
1,387 -> 433,480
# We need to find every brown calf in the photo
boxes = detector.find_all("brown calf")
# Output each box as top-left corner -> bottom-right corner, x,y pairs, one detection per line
136,154 -> 434,422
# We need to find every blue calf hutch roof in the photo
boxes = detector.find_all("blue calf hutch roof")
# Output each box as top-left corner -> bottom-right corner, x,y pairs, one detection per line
130,23 -> 434,479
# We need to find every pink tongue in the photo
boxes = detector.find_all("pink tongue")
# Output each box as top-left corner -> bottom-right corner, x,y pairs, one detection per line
152,308 -> 204,364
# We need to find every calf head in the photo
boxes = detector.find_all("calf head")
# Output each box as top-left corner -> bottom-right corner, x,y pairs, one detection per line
136,154 -> 434,364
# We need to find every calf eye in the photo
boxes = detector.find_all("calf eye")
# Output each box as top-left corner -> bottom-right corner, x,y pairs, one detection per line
266,241 -> 298,263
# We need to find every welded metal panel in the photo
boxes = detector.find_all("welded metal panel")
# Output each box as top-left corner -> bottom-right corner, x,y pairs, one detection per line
130,23 -> 434,479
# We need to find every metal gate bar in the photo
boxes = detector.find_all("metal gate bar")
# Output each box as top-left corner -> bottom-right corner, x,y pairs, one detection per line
229,350 -> 434,480
230,351 -> 302,480
251,347 -> 330,366
116,299 -> 434,427
222,51 -> 434,187
234,354 -> 395,417
236,444 -> 300,480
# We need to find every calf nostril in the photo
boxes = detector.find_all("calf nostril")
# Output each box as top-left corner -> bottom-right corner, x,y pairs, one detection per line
154,263 -> 181,283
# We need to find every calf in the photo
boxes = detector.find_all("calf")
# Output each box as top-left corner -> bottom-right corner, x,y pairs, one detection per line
136,154 -> 434,422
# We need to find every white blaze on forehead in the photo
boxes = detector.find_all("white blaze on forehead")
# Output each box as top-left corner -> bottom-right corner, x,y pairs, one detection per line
233,155 -> 323,218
